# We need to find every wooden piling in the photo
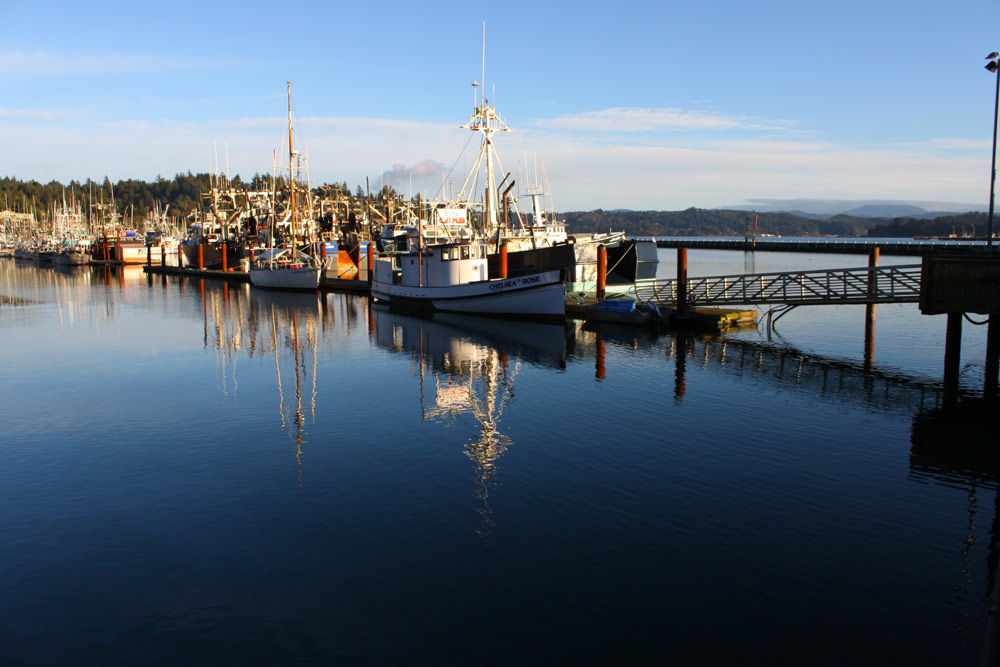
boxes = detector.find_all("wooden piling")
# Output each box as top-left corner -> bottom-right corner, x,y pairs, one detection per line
986,315 -> 999,398
674,334 -> 687,402
160,244 -> 166,266
595,334 -> 606,380
221,245 -> 228,272
677,247 -> 688,314
146,244 -> 151,266
864,247 -> 880,371
597,245 -> 607,301
367,243 -> 374,285
944,312 -> 963,406
197,243 -> 204,270
499,244 -> 508,279
177,246 -> 184,268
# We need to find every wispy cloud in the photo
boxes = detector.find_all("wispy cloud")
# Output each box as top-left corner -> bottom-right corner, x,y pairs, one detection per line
0,110 -> 988,211
0,108 -> 78,121
0,51 -> 222,77
890,137 -> 992,151
532,107 -> 795,133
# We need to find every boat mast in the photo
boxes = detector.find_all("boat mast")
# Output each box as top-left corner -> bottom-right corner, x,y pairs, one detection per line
287,81 -> 296,247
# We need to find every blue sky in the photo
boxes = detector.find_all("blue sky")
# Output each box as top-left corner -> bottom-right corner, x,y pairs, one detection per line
2,0 -> 998,212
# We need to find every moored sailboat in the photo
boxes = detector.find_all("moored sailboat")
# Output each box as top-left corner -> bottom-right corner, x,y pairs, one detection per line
249,83 -> 321,292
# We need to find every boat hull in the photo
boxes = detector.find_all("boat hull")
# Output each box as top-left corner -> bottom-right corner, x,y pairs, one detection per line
373,270 -> 565,319
249,267 -> 321,291
181,243 -> 242,269
54,251 -> 91,266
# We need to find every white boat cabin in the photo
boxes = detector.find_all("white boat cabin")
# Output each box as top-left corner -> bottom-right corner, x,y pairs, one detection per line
376,241 -> 489,288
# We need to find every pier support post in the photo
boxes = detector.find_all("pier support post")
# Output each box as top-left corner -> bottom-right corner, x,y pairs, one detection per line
197,243 -> 204,271
146,244 -> 151,266
677,247 -> 688,315
161,244 -> 166,266
944,312 -> 963,406
367,243 -> 374,285
986,315 -> 999,398
595,333 -> 606,380
597,245 -> 607,301
674,334 -> 687,402
221,245 -> 228,272
177,246 -> 184,269
864,248 -> 880,372
499,243 -> 508,279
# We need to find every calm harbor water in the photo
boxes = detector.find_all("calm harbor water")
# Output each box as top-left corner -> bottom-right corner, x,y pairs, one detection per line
0,250 -> 996,665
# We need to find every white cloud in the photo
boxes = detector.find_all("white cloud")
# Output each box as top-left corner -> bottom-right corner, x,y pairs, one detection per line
532,107 -> 795,133
0,108 -> 77,120
890,137 -> 993,151
0,109 -> 989,211
0,51 -> 219,77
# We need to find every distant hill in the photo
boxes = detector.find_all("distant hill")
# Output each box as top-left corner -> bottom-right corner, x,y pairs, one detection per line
866,212 -> 988,237
839,204 -> 932,218
559,208 -> 880,237
557,207 -> 987,238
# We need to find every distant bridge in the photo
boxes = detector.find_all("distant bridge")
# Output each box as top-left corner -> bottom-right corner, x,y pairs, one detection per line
652,237 -> 990,256
634,264 -> 923,308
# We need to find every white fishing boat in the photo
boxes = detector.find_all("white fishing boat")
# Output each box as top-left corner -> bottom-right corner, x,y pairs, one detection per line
250,247 -> 320,291
372,236 -> 564,319
249,83 -> 322,292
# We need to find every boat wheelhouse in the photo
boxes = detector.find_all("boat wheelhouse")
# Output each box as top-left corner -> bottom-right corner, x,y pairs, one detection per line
372,239 -> 565,319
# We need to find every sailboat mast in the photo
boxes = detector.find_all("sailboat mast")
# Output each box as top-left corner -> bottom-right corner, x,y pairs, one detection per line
287,82 -> 296,245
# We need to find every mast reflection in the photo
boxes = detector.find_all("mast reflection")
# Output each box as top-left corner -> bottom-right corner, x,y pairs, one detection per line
197,284 -> 330,479
373,306 -> 568,536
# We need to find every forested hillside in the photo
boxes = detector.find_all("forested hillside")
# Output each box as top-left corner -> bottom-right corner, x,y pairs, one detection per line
1,175 -> 987,238
560,208 -> 876,237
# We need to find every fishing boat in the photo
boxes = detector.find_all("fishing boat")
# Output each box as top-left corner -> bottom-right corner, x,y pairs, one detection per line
250,247 -> 321,291
413,79 -> 654,288
53,237 -> 92,266
249,83 -> 322,292
371,233 -> 564,319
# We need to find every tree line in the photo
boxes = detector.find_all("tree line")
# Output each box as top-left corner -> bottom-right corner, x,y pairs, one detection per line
0,174 -> 365,223
560,208 -> 989,238
1,174 -> 987,238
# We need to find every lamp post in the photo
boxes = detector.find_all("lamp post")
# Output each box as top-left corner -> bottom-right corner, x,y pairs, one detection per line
986,52 -> 999,250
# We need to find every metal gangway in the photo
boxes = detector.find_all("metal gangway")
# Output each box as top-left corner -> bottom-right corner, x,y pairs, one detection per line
634,263 -> 923,308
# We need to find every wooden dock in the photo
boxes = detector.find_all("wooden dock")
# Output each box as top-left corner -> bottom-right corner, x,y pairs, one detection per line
142,264 -> 375,293
568,295 -> 756,330
143,265 -> 250,283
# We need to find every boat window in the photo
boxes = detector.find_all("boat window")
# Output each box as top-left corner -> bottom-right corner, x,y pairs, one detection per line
442,249 -> 451,261
461,246 -> 470,260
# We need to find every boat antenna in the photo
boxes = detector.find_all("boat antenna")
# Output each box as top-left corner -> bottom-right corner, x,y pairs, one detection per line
481,21 -> 486,107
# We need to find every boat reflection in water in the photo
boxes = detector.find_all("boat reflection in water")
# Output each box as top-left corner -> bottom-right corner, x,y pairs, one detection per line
197,282 -> 328,480
260,291 -> 320,481
373,305 -> 568,535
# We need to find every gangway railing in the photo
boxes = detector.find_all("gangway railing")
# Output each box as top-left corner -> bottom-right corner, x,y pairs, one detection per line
634,264 -> 923,308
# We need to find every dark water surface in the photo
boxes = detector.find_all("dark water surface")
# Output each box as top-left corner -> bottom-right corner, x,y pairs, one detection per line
0,255 -> 996,665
